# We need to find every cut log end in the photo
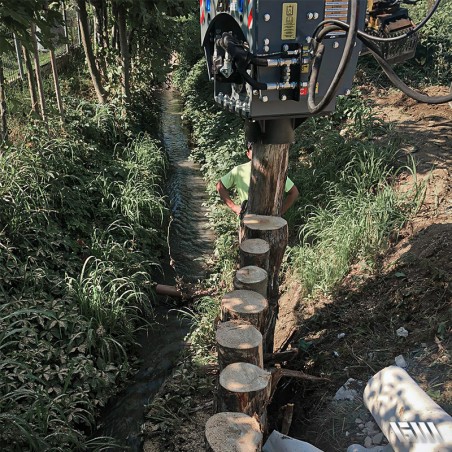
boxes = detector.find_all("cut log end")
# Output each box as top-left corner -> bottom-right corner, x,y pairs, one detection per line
243,214 -> 287,231
205,412 -> 262,452
222,290 -> 268,315
216,320 -> 262,350
240,238 -> 270,255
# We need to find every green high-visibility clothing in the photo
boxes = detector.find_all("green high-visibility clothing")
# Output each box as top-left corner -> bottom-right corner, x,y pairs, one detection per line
220,161 -> 294,203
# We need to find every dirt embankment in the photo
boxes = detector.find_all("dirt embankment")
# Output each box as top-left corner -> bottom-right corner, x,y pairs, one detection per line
276,87 -> 451,450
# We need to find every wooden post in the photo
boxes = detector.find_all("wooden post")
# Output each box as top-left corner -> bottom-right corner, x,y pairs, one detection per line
205,412 -> 262,451
49,49 -> 64,122
216,320 -> 263,371
217,362 -> 271,420
247,142 -> 290,217
234,266 -> 268,298
0,57 -> 7,142
243,214 -> 288,351
240,238 -> 270,272
31,24 -> 47,123
13,34 -> 25,81
22,46 -> 39,116
221,290 -> 267,334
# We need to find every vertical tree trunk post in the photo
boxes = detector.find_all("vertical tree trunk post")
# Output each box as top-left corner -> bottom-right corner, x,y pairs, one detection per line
247,142 -> 290,217
76,0 -> 107,104
240,238 -> 270,272
30,24 -> 47,123
217,362 -> 271,431
243,214 -> 288,352
49,49 -> 64,122
22,46 -> 39,116
13,35 -> 25,81
221,290 -> 268,334
205,412 -> 263,452
216,320 -> 263,371
62,1 -> 70,53
117,2 -> 131,102
233,266 -> 268,298
0,57 -> 8,142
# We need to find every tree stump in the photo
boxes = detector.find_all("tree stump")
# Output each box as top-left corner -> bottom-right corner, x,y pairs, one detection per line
233,266 -> 268,298
242,214 -> 288,351
221,290 -> 268,334
205,412 -> 262,452
216,320 -> 263,371
239,238 -> 270,272
217,362 -> 271,420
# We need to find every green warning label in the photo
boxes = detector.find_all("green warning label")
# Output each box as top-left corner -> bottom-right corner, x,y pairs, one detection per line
281,3 -> 297,40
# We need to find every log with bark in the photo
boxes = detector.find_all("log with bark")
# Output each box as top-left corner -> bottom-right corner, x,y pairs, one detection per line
233,266 -> 268,298
217,362 -> 271,420
239,238 -> 270,272
205,412 -> 262,452
216,320 -> 263,371
221,290 -> 268,334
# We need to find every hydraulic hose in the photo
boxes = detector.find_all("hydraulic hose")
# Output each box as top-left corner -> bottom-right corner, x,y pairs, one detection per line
308,0 -> 359,113
316,19 -> 452,104
313,0 -> 441,44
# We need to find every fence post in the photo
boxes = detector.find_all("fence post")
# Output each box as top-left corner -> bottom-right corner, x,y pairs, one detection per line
13,34 -> 25,81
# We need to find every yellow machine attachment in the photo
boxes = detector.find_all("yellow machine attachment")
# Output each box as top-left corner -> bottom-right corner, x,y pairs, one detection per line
365,0 -> 418,64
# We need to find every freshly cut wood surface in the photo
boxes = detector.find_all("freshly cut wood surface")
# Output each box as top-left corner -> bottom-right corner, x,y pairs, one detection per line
205,412 -> 262,452
221,290 -> 268,333
216,320 -> 263,370
240,238 -> 270,272
217,363 -> 271,419
240,238 -> 270,255
234,266 -> 268,297
243,214 -> 287,231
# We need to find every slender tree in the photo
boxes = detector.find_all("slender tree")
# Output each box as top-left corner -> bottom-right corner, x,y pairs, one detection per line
0,56 -> 8,141
116,1 -> 130,102
76,0 -> 107,103
30,23 -> 47,122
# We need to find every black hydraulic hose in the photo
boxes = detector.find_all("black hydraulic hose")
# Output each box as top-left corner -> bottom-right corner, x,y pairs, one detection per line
318,19 -> 452,104
313,0 -> 441,44
217,33 -> 269,68
362,36 -> 452,103
240,69 -> 268,90
308,0 -> 359,113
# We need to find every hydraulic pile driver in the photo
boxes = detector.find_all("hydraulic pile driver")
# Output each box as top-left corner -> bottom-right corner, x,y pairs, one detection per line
200,0 -> 452,143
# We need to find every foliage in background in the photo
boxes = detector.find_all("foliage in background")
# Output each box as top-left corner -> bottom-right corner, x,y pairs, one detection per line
0,53 -> 168,449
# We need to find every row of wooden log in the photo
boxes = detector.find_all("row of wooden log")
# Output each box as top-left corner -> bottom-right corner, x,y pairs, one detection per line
206,232 -> 276,451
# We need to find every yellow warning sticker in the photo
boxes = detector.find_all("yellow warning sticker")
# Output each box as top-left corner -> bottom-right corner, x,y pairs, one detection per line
281,3 -> 297,40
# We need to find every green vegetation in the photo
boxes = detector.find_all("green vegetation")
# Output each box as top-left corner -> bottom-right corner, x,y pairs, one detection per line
0,52 -> 168,449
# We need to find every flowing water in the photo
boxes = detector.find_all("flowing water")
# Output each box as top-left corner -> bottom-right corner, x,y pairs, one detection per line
95,89 -> 215,450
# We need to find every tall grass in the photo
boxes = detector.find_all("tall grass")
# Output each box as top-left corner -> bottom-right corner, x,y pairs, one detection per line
0,97 -> 168,449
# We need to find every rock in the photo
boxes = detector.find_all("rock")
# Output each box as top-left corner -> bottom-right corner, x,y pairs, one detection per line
333,378 -> 364,401
372,432 -> 384,445
359,423 -> 365,430
394,354 -> 407,368
396,327 -> 408,337
355,418 -> 363,424
337,332 -> 346,339
364,436 -> 373,448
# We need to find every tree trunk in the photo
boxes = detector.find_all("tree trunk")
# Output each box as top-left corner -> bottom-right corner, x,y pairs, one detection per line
30,24 -> 47,123
217,362 -> 271,421
117,2 -> 130,102
205,412 -> 262,452
76,0 -> 107,103
221,290 -> 268,334
216,320 -> 263,371
50,49 -> 64,122
0,58 -> 8,142
233,266 -> 268,298
22,46 -> 39,115
240,238 -> 270,272
247,143 -> 290,216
